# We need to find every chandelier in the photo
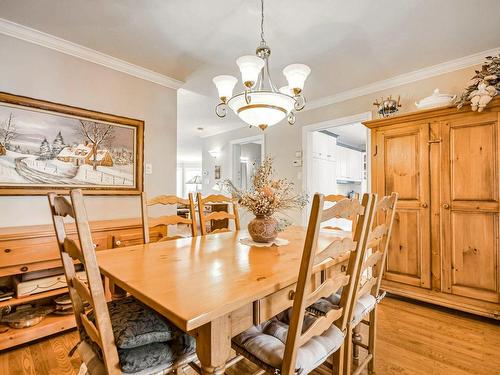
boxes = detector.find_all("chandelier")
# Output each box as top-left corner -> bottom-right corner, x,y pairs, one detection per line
212,0 -> 311,131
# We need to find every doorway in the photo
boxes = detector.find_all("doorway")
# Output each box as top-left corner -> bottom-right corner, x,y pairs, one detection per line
230,135 -> 265,190
301,112 -> 372,225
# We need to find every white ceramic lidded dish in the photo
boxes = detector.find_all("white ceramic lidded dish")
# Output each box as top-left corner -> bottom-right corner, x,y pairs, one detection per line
415,89 -> 456,110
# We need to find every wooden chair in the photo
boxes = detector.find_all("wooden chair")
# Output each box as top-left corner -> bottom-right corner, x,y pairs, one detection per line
349,192 -> 398,375
196,193 -> 240,235
323,193 -> 360,233
141,192 -> 197,243
231,193 -> 377,375
48,190 -> 197,375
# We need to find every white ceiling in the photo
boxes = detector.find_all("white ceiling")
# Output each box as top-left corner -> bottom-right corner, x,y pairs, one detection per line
325,122 -> 367,150
1,0 -> 499,161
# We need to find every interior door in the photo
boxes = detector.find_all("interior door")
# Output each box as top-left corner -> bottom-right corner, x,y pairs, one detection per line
376,123 -> 431,288
441,113 -> 500,303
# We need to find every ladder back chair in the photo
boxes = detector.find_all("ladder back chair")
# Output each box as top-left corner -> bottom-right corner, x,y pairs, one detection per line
349,192 -> 398,375
323,194 -> 360,233
197,193 -> 240,235
231,193 -> 377,375
48,190 -> 197,375
141,192 -> 197,243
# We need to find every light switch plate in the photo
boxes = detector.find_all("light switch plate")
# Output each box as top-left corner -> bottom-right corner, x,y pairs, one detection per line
145,163 -> 153,175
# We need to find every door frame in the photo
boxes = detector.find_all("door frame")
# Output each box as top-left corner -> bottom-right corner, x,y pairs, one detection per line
301,112 -> 372,224
229,134 -> 265,189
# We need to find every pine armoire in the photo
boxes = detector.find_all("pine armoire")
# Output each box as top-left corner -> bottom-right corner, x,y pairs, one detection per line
364,97 -> 500,319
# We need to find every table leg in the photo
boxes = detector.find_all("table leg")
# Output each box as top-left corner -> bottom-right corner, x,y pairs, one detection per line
195,315 -> 232,375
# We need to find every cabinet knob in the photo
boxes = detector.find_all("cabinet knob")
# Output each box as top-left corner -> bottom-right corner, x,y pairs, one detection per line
93,243 -> 98,249
443,203 -> 450,209
115,240 -> 122,246
4,248 -> 11,253
421,203 -> 428,208
20,266 -> 28,272
341,265 -> 347,272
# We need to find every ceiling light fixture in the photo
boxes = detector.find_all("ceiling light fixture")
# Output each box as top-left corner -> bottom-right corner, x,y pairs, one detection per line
212,0 -> 310,131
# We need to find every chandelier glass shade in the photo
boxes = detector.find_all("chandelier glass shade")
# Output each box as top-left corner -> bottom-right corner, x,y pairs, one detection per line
212,0 -> 310,130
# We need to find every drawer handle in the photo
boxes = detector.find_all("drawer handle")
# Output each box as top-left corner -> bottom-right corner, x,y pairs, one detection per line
4,248 -> 11,253
20,266 -> 28,272
288,290 -> 295,300
93,243 -> 98,249
341,265 -> 347,272
443,203 -> 450,209
115,240 -> 122,246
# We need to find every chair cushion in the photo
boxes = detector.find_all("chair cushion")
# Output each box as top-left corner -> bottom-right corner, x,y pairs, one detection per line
89,296 -> 178,349
78,335 -> 196,374
80,328 -> 196,374
82,296 -> 196,373
232,312 -> 344,375
309,293 -> 378,326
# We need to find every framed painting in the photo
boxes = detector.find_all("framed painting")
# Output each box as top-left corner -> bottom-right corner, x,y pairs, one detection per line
0,92 -> 144,195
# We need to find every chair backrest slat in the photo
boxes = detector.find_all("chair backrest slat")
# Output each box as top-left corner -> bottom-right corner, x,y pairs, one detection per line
280,193 -> 376,375
63,238 -> 84,262
369,192 -> 399,298
354,192 -> 398,305
323,193 -> 360,232
197,193 -> 240,235
141,192 -> 197,243
48,190 -> 121,375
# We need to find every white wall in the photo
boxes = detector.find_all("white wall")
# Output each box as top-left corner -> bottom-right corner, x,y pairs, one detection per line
0,34 -> 178,227
202,66 -> 479,225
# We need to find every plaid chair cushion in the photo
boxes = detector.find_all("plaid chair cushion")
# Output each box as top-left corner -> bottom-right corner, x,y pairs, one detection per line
232,312 -> 344,375
309,293 -> 378,326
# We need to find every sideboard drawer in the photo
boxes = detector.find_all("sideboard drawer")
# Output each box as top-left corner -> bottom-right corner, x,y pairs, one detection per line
0,237 -> 59,267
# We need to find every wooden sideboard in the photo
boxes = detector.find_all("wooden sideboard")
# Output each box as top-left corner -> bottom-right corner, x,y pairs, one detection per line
0,218 -> 166,351
364,97 -> 500,319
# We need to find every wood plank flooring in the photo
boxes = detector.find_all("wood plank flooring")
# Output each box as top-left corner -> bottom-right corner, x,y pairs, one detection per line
1,297 -> 499,375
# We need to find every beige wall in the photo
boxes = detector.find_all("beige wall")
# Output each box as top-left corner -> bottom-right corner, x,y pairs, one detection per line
202,66 -> 476,224
0,34 -> 177,227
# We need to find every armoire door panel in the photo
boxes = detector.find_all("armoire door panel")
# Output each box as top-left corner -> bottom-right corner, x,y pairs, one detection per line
384,133 -> 419,200
450,212 -> 498,301
441,113 -> 500,303
376,123 -> 431,289
450,122 -> 497,201
385,209 -> 421,286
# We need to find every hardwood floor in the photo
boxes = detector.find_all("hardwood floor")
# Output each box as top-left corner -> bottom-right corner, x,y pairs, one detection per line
1,297 -> 499,375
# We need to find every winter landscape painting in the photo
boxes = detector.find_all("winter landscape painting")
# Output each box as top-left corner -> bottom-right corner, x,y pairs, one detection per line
0,92 -> 144,195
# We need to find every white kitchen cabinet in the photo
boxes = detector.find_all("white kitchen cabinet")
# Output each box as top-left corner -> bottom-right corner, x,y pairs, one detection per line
311,132 -> 336,161
311,158 -> 336,195
336,146 -> 363,181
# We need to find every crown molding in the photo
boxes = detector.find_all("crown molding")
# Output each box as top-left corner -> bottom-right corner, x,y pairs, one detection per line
0,18 -> 184,90
307,47 -> 500,111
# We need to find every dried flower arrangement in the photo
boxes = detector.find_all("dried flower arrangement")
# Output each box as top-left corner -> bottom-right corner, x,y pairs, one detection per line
225,156 -> 307,242
456,54 -> 500,112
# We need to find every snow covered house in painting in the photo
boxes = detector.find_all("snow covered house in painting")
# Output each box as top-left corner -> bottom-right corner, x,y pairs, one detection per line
57,143 -> 113,167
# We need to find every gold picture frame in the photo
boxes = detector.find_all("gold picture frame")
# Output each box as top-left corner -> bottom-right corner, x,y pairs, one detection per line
0,92 -> 144,195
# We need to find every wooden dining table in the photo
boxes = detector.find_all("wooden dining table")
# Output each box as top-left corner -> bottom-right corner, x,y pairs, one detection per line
96,226 -> 350,375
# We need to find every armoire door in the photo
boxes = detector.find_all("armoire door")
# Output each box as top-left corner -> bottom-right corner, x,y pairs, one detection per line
375,123 -> 431,288
441,112 -> 500,303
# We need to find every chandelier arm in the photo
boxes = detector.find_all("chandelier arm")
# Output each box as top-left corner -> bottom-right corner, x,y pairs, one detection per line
294,94 -> 307,111
264,58 -> 279,93
215,102 -> 227,118
287,111 -> 296,125
244,90 -> 252,105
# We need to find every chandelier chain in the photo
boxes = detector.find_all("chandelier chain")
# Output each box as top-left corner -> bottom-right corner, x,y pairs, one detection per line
260,0 -> 265,44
